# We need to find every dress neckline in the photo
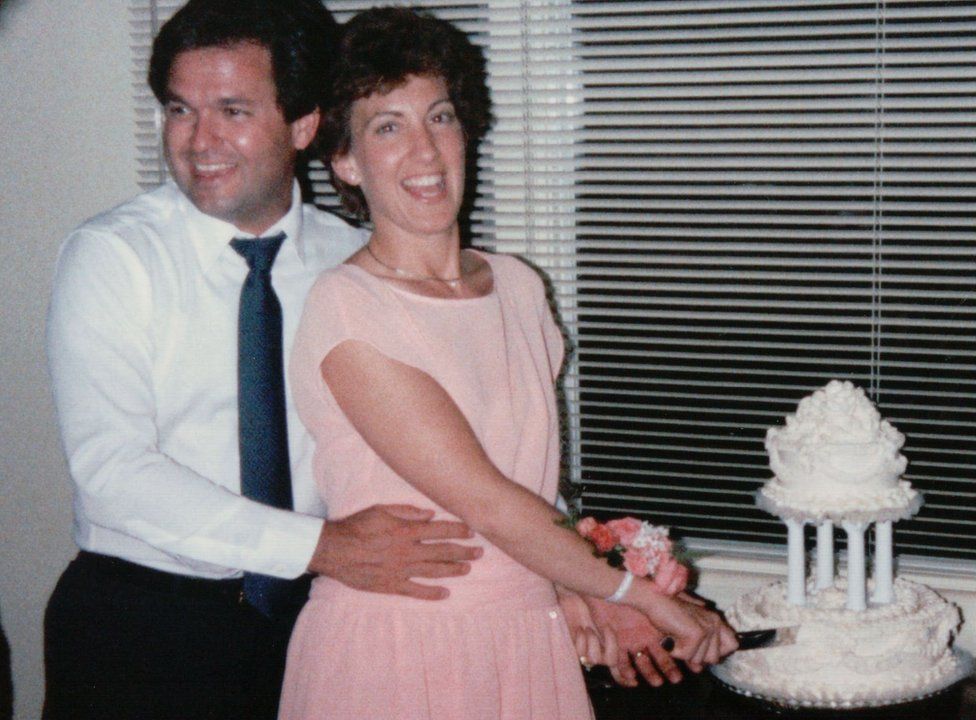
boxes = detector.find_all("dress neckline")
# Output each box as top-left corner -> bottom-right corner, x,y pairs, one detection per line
341,249 -> 497,304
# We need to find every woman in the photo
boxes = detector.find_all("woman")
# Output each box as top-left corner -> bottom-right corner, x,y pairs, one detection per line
280,8 -> 737,718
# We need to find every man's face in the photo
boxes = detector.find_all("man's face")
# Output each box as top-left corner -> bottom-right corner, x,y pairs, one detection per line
162,42 -> 319,235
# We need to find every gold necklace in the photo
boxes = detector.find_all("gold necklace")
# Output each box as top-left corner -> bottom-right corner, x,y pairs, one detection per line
365,243 -> 464,287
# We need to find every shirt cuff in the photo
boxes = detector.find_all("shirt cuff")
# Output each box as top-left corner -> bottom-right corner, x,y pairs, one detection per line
253,509 -> 324,578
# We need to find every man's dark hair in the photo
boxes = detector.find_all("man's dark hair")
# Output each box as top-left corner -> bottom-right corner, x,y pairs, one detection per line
318,6 -> 492,220
148,0 -> 338,123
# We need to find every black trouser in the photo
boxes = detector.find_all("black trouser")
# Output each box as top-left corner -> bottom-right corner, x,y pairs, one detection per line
43,552 -> 303,720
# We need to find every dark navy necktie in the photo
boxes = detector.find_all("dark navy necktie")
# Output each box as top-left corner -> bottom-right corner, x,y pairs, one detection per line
231,233 -> 298,618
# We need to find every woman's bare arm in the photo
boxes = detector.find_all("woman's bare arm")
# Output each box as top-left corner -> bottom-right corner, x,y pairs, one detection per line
321,340 -> 737,664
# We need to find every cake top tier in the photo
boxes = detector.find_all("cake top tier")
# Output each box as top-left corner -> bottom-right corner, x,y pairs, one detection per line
757,380 -> 922,523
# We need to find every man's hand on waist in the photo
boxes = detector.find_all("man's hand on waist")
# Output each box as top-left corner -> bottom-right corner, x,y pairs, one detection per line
307,503 -> 483,600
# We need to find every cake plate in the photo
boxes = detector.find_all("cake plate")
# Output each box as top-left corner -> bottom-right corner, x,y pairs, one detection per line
711,675 -> 969,720
711,650 -> 974,720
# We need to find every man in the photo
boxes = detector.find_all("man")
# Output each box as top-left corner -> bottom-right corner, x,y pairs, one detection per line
43,1 -> 479,717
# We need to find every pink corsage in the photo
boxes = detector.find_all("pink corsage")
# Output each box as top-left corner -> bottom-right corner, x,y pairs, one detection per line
574,516 -> 688,596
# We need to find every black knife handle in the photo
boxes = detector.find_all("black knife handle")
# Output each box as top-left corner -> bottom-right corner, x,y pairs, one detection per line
735,628 -> 778,650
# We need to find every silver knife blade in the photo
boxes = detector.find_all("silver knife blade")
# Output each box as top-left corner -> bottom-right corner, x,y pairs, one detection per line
735,626 -> 798,650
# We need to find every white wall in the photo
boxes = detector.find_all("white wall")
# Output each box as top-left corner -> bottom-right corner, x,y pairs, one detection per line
0,1 -> 138,717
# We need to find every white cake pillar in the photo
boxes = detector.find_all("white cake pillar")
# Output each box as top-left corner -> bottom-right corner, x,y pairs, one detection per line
871,520 -> 894,604
815,521 -> 834,590
843,521 -> 867,611
786,518 -> 806,606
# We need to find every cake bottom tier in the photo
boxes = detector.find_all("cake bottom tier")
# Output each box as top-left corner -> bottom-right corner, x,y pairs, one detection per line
713,578 -> 974,709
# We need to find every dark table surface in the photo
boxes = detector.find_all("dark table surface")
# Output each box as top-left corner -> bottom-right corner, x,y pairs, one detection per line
587,668 -> 976,720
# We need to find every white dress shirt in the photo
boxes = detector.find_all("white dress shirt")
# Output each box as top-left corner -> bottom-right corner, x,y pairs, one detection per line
46,181 -> 366,579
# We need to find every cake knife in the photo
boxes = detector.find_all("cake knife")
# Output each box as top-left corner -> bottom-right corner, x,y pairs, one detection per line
659,626 -> 797,653
734,626 -> 798,650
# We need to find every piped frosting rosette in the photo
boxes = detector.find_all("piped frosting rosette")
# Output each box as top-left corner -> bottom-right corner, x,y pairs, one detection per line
757,380 -> 923,524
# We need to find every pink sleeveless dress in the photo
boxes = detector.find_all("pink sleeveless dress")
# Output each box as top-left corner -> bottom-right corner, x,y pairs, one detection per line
281,251 -> 593,719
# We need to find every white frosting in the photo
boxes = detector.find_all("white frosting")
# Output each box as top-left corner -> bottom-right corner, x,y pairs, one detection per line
715,579 -> 973,708
713,380 -> 971,708
758,380 -> 921,523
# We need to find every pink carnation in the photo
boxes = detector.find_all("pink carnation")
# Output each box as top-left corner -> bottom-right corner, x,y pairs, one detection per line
623,548 -> 649,576
606,517 -> 643,546
575,516 -> 598,537
651,556 -> 689,597
588,524 -> 619,554
574,515 -> 685,590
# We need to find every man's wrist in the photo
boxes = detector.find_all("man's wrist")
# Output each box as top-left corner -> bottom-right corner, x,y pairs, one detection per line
246,509 -> 324,578
304,518 -> 330,575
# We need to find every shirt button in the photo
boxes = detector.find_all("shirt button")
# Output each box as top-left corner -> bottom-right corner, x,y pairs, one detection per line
549,610 -> 559,619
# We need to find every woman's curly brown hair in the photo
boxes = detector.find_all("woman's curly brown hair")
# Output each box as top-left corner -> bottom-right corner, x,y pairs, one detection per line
317,6 -> 492,220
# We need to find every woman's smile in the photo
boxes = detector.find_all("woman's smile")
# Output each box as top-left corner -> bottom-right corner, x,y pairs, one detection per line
333,74 -> 466,242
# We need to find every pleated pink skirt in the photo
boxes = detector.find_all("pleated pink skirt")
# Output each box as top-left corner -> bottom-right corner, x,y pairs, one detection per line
278,577 -> 594,719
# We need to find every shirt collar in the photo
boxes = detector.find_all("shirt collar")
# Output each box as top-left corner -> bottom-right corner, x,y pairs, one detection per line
180,181 -> 306,272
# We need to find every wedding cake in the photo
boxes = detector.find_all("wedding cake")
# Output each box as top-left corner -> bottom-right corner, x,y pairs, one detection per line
713,380 -> 973,708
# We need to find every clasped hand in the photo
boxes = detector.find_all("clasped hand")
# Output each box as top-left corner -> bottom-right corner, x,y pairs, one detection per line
558,589 -> 738,687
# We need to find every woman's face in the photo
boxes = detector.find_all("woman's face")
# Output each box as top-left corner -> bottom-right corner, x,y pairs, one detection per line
332,74 -> 466,242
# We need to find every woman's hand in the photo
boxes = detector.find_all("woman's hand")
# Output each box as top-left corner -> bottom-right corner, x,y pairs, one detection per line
650,556 -> 689,596
582,596 -> 684,687
629,581 -> 738,672
556,589 -> 620,673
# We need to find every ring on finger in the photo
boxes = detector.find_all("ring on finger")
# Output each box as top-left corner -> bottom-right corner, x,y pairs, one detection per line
579,655 -> 593,670
634,651 -> 646,659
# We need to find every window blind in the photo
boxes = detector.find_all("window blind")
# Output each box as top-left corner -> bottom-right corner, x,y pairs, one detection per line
131,0 -> 976,564
131,1 -> 175,188
559,0 -> 975,563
